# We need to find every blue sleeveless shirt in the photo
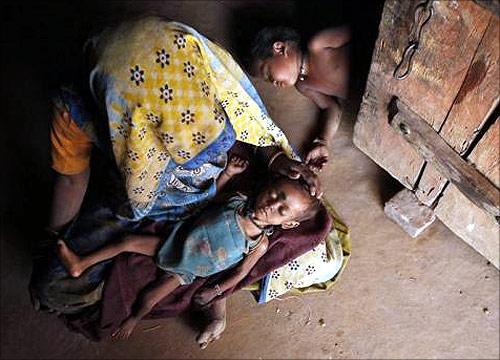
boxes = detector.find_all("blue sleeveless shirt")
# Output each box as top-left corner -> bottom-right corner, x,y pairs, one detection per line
156,194 -> 259,284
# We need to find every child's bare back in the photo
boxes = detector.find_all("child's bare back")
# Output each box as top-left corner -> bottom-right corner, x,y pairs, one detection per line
296,28 -> 350,99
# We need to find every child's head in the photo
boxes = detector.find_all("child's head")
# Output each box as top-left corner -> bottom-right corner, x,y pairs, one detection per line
252,175 -> 320,229
250,27 -> 302,88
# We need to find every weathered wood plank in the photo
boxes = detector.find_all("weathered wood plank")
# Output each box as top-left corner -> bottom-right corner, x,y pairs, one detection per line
440,15 -> 499,154
390,99 -> 500,218
434,116 -> 499,268
474,0 -> 500,16
415,15 -> 500,206
468,117 -> 500,188
417,114 -> 499,209
354,0 -> 490,190
353,0 -> 498,265
354,82 -> 424,189
377,0 -> 491,129
435,185 -> 499,269
414,165 -> 448,207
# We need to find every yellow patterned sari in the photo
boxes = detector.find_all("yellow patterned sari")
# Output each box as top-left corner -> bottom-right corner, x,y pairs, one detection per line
87,17 -> 295,219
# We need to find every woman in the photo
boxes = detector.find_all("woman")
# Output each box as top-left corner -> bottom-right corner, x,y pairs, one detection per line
31,16 -> 321,344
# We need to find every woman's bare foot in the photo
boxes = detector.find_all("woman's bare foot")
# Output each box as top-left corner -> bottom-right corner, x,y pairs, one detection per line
56,240 -> 84,277
196,298 -> 227,349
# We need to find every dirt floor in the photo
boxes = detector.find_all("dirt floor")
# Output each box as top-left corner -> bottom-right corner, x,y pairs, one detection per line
1,1 -> 499,359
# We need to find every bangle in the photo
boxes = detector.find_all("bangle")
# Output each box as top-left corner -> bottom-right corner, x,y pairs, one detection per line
312,138 -> 328,146
267,150 -> 285,170
214,284 -> 223,296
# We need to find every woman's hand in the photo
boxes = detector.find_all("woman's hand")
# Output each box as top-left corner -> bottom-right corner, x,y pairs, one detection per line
270,152 -> 323,198
305,142 -> 329,173
224,155 -> 249,177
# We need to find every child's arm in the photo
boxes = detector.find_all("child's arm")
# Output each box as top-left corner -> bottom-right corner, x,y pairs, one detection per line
297,87 -> 342,172
112,274 -> 181,339
194,236 -> 269,306
215,155 -> 249,192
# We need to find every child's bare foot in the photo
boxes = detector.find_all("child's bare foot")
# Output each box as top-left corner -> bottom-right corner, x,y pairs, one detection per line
111,317 -> 138,339
56,240 -> 84,277
196,298 -> 227,349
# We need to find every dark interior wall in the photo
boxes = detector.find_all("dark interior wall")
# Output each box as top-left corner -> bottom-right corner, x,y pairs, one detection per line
2,1 -> 98,253
226,0 -> 385,80
0,0 -> 383,254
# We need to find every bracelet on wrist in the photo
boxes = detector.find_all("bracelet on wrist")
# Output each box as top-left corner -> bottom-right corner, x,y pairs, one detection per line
312,138 -> 328,147
267,150 -> 285,170
214,284 -> 223,296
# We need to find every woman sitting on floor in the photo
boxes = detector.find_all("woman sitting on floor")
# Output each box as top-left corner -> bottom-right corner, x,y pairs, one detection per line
31,16 -> 322,345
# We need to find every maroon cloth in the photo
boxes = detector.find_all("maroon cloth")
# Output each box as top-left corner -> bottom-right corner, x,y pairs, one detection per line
73,205 -> 331,340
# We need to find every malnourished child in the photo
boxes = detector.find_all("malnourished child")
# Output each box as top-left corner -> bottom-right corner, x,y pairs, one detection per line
56,155 -> 320,338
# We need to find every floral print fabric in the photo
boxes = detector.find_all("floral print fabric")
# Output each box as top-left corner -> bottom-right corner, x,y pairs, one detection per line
88,17 -> 295,219
259,201 -> 350,303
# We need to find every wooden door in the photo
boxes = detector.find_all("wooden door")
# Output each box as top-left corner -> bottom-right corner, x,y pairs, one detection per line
353,0 -> 499,267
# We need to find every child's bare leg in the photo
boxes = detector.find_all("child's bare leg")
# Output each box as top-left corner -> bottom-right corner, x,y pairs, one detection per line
196,297 -> 227,349
112,274 -> 181,339
57,234 -> 160,277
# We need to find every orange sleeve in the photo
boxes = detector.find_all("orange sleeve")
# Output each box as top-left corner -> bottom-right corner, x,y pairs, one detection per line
50,106 -> 92,175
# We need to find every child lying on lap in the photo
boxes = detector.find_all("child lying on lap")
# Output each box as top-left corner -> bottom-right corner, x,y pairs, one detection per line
56,154 -> 320,339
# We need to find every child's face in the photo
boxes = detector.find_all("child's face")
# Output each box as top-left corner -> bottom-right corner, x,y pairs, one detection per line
254,41 -> 300,88
253,178 -> 311,228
